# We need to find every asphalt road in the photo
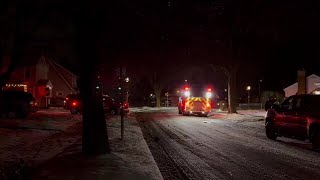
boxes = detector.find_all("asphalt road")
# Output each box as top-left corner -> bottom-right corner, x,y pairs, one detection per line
135,109 -> 320,180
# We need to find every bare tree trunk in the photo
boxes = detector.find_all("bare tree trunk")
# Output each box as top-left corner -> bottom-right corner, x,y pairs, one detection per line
76,0 -> 109,155
80,69 -> 109,155
155,88 -> 161,107
228,66 -> 238,113
150,72 -> 162,107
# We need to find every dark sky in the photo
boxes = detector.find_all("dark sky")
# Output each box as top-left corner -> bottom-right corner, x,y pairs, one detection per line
1,0 -> 320,94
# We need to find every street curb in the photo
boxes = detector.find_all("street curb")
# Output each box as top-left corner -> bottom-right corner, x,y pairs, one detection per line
126,113 -> 164,180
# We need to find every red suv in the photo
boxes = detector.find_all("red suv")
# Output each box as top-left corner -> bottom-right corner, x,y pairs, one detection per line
265,94 -> 320,150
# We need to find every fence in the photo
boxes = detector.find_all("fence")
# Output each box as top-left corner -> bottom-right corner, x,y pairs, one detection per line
238,103 -> 264,110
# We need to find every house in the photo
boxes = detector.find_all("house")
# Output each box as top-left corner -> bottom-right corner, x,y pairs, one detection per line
283,70 -> 320,97
1,55 -> 78,107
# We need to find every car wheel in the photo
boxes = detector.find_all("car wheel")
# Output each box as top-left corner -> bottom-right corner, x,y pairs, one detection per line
266,121 -> 277,140
311,128 -> 320,151
110,109 -> 117,116
70,108 -> 78,114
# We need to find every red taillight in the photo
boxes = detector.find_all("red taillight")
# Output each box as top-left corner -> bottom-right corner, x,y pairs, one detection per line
123,103 -> 129,109
206,103 -> 211,107
72,102 -> 78,106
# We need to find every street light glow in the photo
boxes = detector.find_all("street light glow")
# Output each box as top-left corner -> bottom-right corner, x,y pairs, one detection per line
125,77 -> 130,83
246,86 -> 251,91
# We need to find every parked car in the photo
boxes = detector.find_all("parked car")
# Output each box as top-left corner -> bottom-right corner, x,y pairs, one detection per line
0,90 -> 36,118
66,94 -> 129,115
64,94 -> 81,110
103,95 -> 129,115
265,94 -> 320,150
67,95 -> 82,114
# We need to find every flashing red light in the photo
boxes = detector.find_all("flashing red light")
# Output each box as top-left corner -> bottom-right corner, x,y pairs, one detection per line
207,88 -> 212,92
72,102 -> 78,106
185,87 -> 190,91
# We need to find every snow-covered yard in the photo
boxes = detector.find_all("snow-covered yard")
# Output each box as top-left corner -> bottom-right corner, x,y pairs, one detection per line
29,114 -> 163,180
0,109 -> 81,179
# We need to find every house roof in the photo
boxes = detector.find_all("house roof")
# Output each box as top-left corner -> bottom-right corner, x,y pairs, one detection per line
283,74 -> 320,90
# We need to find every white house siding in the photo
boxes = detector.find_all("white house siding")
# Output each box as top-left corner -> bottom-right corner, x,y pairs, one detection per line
284,74 -> 320,97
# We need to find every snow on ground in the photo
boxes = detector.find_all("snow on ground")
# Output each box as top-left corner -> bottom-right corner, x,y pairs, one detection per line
131,107 -> 266,122
130,106 -> 176,113
137,111 -> 320,180
209,109 -> 266,123
237,109 -> 267,117
0,109 -> 81,179
29,114 -> 163,180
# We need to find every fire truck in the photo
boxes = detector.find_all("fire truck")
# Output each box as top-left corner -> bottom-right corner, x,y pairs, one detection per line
178,85 -> 213,117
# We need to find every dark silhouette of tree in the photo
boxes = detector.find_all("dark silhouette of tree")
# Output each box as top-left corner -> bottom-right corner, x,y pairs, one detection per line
1,0 -> 111,155
0,0 -> 26,91
75,0 -> 110,155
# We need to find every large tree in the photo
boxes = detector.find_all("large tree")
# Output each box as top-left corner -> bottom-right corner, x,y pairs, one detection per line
75,0 -> 110,155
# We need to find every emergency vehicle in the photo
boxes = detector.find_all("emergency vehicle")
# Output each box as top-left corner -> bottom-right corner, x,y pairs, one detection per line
178,85 -> 213,117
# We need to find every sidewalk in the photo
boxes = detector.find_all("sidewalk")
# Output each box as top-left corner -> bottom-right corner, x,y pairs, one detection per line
28,114 -> 163,180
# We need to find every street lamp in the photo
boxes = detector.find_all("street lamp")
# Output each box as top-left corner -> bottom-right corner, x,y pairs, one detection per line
125,77 -> 130,102
246,86 -> 251,104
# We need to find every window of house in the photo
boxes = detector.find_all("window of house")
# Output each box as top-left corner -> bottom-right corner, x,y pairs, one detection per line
56,91 -> 64,97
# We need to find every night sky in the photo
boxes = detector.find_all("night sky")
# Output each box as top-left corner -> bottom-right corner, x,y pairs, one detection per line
1,0 -> 320,96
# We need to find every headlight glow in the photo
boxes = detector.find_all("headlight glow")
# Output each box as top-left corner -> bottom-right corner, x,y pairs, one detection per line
206,92 -> 213,98
184,91 -> 190,97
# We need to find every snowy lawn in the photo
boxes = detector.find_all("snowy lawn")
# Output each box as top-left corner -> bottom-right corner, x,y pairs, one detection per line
0,109 -> 81,179
29,114 -> 163,180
